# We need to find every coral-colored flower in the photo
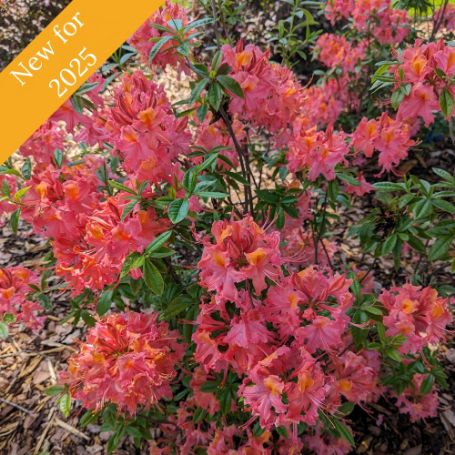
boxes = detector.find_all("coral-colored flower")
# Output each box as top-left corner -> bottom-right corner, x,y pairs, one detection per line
380,284 -> 452,353
287,123 -> 349,181
63,312 -> 185,414
0,267 -> 44,331
241,373 -> 287,428
106,71 -> 190,184
222,41 -> 303,136
285,349 -> 327,425
374,113 -> 415,172
19,120 -> 66,166
129,0 -> 193,73
397,82 -> 439,126
198,217 -> 283,301
334,350 -> 381,403
394,374 -> 439,422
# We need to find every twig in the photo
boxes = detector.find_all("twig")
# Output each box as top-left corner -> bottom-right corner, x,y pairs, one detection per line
219,106 -> 254,214
430,0 -> 449,40
0,397 -> 37,416
34,408 -> 56,455
54,418 -> 90,441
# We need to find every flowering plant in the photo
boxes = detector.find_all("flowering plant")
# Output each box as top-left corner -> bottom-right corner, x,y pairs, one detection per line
1,0 -> 454,453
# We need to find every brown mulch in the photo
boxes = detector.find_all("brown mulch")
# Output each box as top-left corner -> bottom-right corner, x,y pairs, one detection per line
0,0 -> 71,70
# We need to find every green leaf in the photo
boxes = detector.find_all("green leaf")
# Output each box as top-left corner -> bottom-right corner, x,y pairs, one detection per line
373,182 -> 404,192
382,234 -> 397,255
108,180 -> 136,195
385,348 -> 402,362
432,199 -> 455,215
186,17 -> 215,31
53,149 -> 64,168
333,419 -> 355,446
81,310 -> 96,327
196,191 -> 227,199
168,199 -> 189,224
13,186 -> 30,201
183,168 -> 198,194
190,78 -> 209,104
211,50 -> 223,70
149,35 -> 173,63
420,374 -> 434,394
143,259 -> 164,295
0,322 -> 9,339
336,172 -> 360,186
107,427 -> 125,453
412,199 -> 433,220
58,393 -> 71,417
97,289 -> 113,316
161,295 -> 192,320
207,83 -> 223,111
121,253 -> 145,278
439,87 -> 455,118
365,305 -> 383,315
216,75 -> 244,98
197,152 -> 219,172
407,235 -> 426,253
149,246 -> 175,259
145,231 -> 172,255
121,199 -> 138,221
10,209 -> 20,234
80,410 -> 97,427
197,103 -> 209,122
428,237 -> 452,261
219,389 -> 232,415
2,313 -> 15,324
433,167 -> 454,182
21,159 -> 32,179
44,385 -> 65,396
338,402 -> 355,416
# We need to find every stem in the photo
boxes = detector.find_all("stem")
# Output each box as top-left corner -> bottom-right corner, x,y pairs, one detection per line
219,106 -> 254,215
430,0 -> 449,41
313,192 -> 328,264
210,0 -> 223,42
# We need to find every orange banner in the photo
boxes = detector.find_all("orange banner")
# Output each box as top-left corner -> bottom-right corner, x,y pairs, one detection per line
0,0 -> 164,164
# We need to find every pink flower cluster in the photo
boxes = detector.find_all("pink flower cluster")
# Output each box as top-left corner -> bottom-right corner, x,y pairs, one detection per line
105,71 -> 191,184
129,0 -> 193,73
198,216 -> 283,301
194,220 -> 376,437
315,34 -> 366,73
326,0 -> 410,45
287,123 -> 349,180
394,374 -> 439,422
380,284 -> 452,354
351,113 -> 415,172
62,311 -> 185,414
222,42 -> 303,139
19,120 -> 66,166
0,266 -> 44,331
21,160 -> 168,294
395,40 -> 455,125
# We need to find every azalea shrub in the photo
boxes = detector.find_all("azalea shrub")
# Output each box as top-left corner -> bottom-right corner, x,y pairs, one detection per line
0,0 -> 454,453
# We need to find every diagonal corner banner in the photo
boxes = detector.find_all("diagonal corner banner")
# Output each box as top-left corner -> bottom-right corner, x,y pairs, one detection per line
0,0 -> 164,165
